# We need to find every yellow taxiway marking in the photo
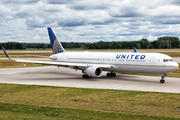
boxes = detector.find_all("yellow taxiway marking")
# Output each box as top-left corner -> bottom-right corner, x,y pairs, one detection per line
120,78 -> 158,90
38,72 -> 56,78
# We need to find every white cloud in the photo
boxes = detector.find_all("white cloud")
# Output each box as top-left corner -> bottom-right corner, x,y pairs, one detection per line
0,0 -> 180,43
150,5 -> 180,16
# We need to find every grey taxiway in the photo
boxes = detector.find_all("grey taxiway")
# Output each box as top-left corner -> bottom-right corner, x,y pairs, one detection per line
0,66 -> 179,93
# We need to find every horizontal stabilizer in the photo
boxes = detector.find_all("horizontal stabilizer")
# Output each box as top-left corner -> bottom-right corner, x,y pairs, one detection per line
1,46 -> 12,60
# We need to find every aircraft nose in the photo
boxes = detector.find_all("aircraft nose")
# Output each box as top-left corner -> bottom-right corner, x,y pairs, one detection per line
174,62 -> 179,69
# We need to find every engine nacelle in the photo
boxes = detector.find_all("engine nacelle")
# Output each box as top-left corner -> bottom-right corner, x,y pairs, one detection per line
84,67 -> 102,77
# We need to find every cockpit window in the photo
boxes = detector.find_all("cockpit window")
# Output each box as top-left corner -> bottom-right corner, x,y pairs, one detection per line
163,59 -> 174,62
169,59 -> 173,62
163,59 -> 169,62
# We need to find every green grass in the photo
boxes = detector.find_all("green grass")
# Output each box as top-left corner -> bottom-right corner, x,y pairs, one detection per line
0,52 -> 52,58
0,102 -> 179,120
160,52 -> 180,57
0,84 -> 180,119
0,60 -> 46,68
26,48 -> 52,50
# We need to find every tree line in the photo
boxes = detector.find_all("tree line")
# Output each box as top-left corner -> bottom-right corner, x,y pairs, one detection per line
1,36 -> 180,50
0,42 -> 26,49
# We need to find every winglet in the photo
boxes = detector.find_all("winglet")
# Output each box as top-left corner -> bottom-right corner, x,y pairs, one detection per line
1,46 -> 12,60
133,47 -> 137,53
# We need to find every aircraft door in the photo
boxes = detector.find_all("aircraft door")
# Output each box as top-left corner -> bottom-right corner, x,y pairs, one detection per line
150,57 -> 155,65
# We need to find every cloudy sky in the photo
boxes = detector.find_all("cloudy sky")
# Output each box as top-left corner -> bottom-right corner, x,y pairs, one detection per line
1,0 -> 180,43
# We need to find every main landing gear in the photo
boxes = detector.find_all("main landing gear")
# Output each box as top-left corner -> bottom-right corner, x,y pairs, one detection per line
107,72 -> 116,77
82,74 -> 92,78
160,74 -> 166,83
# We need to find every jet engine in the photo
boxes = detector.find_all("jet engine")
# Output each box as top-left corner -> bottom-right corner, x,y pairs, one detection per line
84,66 -> 102,77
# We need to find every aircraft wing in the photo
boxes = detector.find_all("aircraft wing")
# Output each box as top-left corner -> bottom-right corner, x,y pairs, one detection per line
16,59 -> 87,68
15,59 -> 112,69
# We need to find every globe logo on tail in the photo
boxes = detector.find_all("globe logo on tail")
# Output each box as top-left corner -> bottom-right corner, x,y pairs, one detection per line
53,39 -> 64,54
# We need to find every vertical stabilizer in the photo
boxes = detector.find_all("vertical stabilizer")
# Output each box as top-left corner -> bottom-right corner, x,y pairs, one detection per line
133,47 -> 137,53
47,27 -> 65,54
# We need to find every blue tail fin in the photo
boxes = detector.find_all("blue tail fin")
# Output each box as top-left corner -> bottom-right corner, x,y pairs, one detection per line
133,47 -> 137,53
47,27 -> 65,54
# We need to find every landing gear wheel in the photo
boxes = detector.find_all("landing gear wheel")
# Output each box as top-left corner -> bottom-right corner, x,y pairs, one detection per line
107,72 -> 116,77
82,74 -> 86,78
113,73 -> 116,77
160,79 -> 165,83
107,73 -> 110,77
82,74 -> 91,78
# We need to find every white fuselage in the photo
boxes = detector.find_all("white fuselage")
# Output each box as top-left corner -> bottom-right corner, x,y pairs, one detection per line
51,52 -> 179,74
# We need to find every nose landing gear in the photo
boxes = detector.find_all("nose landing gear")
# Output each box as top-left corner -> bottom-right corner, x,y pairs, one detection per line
160,76 -> 165,83
160,74 -> 166,83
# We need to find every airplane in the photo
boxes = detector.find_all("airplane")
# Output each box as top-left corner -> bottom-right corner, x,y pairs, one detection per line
1,27 -> 179,84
